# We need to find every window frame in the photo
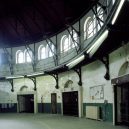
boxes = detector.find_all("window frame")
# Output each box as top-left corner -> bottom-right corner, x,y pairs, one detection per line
84,17 -> 95,40
60,35 -> 70,53
16,50 -> 24,64
38,45 -> 47,60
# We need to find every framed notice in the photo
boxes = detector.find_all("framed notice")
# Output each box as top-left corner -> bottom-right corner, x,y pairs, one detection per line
90,85 -> 104,100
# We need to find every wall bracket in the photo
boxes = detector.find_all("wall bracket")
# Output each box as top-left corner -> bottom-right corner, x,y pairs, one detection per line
8,79 -> 14,92
73,67 -> 82,86
49,73 -> 59,89
99,55 -> 110,80
24,76 -> 37,91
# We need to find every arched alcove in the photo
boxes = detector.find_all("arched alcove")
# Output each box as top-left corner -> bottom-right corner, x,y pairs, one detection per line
64,80 -> 73,88
118,61 -> 129,76
19,85 -> 28,92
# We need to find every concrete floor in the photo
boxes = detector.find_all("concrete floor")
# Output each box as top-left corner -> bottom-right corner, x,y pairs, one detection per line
0,114 -> 128,129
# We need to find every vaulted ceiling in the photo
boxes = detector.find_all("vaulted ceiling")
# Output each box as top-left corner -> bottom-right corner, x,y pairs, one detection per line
0,0 -> 97,47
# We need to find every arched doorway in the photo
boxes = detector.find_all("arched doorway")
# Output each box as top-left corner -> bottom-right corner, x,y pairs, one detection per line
62,80 -> 80,117
17,94 -> 34,113
17,85 -> 37,114
112,62 -> 129,126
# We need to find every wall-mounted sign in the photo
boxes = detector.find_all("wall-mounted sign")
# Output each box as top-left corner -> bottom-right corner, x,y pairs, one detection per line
90,85 -> 104,100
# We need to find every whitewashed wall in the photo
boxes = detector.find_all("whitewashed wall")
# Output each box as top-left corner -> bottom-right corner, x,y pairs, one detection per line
0,42 -> 129,105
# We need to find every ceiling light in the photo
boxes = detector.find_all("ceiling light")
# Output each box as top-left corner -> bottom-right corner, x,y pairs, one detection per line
111,0 -> 125,25
87,30 -> 109,57
26,72 -> 44,77
66,55 -> 85,69
6,75 -> 24,79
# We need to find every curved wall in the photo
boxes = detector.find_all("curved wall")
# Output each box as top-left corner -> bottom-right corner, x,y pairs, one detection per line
0,0 -> 115,76
1,0 -> 128,124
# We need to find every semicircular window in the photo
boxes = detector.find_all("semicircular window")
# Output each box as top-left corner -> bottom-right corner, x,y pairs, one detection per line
84,17 -> 95,40
60,35 -> 69,52
112,0 -> 115,4
38,45 -> 47,60
16,50 -> 24,64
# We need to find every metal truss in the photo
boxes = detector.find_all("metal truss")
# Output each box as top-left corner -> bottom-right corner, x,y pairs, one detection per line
45,39 -> 58,66
66,25 -> 81,53
25,44 -> 37,72
3,48 -> 13,75
91,1 -> 108,30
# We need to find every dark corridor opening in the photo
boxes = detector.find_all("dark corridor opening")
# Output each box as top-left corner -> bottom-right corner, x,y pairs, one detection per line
51,93 -> 57,114
115,83 -> 129,126
17,94 -> 34,113
62,91 -> 78,117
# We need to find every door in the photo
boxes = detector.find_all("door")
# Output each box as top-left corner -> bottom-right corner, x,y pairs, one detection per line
18,94 -> 34,113
120,84 -> 129,126
115,84 -> 129,126
62,91 -> 78,117
51,93 -> 57,114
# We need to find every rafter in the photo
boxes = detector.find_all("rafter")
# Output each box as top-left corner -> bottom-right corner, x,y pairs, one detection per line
33,2 -> 58,29
15,14 -> 33,38
27,9 -> 42,32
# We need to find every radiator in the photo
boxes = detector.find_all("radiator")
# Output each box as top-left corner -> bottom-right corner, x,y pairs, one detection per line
86,106 -> 100,120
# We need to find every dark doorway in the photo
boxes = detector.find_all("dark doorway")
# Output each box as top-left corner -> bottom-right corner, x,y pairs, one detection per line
51,93 -> 57,114
62,91 -> 78,117
17,94 -> 34,113
115,83 -> 129,126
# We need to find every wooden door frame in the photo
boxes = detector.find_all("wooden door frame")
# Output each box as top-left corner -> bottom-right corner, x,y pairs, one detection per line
62,91 -> 79,117
17,91 -> 37,114
51,93 -> 57,114
61,86 -> 82,117
112,75 -> 129,125
17,94 -> 34,113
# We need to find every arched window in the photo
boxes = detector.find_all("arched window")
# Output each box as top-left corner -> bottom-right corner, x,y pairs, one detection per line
16,50 -> 24,64
112,0 -> 115,4
69,30 -> 78,48
24,49 -> 32,63
60,35 -> 69,52
84,17 -> 95,40
38,45 -> 47,60
97,6 -> 104,31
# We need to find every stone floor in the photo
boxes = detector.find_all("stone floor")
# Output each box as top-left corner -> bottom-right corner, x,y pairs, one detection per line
0,113 -> 128,129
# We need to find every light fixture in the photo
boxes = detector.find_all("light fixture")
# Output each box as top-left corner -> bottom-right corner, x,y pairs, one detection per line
66,55 -> 85,69
26,72 -> 44,77
87,30 -> 109,57
6,75 -> 24,79
111,0 -> 125,25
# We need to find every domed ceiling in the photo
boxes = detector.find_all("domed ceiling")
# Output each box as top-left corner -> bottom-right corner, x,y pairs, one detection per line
0,0 -> 97,47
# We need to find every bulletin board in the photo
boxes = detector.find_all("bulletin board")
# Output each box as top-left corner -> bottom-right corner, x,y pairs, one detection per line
90,85 -> 104,100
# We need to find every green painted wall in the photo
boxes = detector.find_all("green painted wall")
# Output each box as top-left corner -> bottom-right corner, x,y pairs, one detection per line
38,103 -> 61,114
83,103 -> 113,122
0,103 -> 17,113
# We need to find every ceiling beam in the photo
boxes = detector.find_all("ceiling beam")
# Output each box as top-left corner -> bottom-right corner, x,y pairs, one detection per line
15,14 -> 34,39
